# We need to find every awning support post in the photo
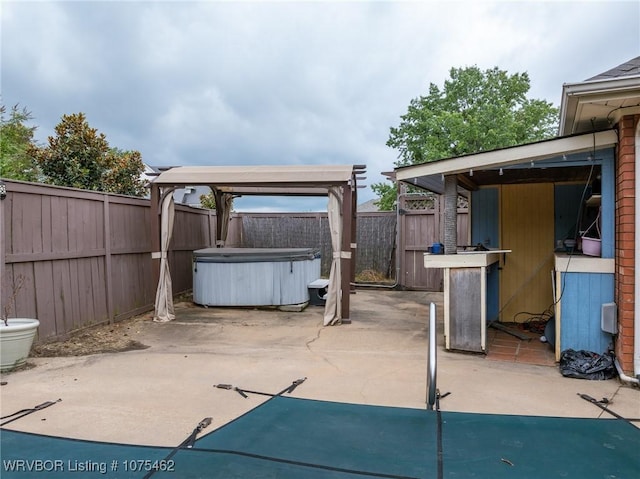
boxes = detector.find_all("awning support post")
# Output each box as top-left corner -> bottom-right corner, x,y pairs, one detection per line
443,175 -> 458,255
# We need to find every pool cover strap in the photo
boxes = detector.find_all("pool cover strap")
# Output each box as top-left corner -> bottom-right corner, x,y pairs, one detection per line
215,377 -> 307,399
0,398 -> 61,427
578,393 -> 640,424
435,390 -> 444,479
142,416 -> 213,479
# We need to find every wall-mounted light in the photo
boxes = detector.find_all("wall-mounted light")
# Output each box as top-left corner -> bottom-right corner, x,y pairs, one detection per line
0,180 -> 6,200
499,168 -> 503,176
469,169 -> 473,177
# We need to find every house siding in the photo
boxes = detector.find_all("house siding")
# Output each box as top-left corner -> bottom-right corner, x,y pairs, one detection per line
615,114 -> 638,373
559,272 -> 615,354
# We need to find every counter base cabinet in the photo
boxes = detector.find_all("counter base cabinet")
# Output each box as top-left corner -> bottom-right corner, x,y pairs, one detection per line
555,271 -> 614,361
426,252 -> 508,354
448,268 -> 484,352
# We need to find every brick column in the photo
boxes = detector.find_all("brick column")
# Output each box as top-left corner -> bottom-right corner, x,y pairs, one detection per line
615,115 -> 638,373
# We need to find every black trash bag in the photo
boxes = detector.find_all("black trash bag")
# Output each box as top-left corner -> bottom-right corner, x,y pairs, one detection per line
559,349 -> 617,380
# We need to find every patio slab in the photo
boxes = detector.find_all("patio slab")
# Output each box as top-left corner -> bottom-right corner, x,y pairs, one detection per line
1,290 -> 638,447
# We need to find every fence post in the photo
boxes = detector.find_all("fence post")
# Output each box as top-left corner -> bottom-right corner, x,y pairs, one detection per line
103,194 -> 114,323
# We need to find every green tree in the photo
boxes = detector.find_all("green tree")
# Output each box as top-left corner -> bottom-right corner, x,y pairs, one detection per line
199,192 -> 217,210
0,104 -> 40,181
374,66 -> 559,209
103,148 -> 147,197
29,113 -> 146,196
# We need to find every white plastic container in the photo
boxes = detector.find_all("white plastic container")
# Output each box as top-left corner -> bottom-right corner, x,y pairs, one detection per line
0,318 -> 40,372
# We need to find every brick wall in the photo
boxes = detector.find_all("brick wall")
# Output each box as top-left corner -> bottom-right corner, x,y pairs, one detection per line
615,115 -> 639,373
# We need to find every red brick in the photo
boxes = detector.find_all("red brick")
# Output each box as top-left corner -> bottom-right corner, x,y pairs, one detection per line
617,283 -> 635,295
618,145 -> 635,154
617,222 -> 635,232
618,357 -> 634,374
621,335 -> 635,347
618,151 -> 636,163
617,205 -> 635,214
619,270 -> 634,281
619,314 -> 634,325
617,249 -> 634,257
618,266 -> 633,277
618,167 -> 636,177
616,261 -> 633,271
620,232 -> 636,243
618,184 -> 636,193
617,247 -> 635,257
617,192 -> 635,200
619,146 -> 635,158
620,117 -> 636,126
617,204 -> 635,216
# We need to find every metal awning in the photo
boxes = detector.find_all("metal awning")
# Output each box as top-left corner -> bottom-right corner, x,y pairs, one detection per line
394,129 -> 618,193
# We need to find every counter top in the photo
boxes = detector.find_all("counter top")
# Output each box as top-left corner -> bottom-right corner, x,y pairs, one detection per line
554,253 -> 614,274
424,250 -> 511,268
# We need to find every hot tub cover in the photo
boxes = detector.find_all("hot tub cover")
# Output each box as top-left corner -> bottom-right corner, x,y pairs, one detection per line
193,248 -> 320,263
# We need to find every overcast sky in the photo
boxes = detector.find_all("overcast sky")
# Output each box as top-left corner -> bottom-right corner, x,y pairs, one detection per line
2,0 -> 639,211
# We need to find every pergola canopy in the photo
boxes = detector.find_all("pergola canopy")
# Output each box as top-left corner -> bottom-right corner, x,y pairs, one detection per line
152,165 -> 360,195
150,164 -> 366,325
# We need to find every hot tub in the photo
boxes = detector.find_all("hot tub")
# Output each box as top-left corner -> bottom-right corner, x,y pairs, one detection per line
193,248 -> 321,307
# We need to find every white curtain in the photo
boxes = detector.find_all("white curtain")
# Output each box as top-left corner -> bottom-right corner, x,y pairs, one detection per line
323,187 -> 343,325
153,192 -> 175,322
216,193 -> 234,247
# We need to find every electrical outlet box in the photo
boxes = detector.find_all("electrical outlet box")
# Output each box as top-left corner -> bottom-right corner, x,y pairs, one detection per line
601,302 -> 617,334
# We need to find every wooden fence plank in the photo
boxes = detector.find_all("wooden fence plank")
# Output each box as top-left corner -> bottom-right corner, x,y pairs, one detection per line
1,180 -> 463,342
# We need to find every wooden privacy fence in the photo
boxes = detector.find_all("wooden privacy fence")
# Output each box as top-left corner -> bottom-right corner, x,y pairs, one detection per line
235,212 -> 397,278
0,180 -> 216,342
1,180 -> 467,342
398,194 -> 469,290
233,200 -> 468,291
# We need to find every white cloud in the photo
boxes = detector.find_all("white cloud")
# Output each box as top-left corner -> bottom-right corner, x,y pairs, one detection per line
2,0 -> 639,210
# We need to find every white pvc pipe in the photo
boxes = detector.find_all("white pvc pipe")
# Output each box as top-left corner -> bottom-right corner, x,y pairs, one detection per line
615,358 -> 639,385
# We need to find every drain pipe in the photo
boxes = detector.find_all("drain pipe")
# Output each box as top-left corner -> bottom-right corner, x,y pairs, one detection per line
615,358 -> 639,385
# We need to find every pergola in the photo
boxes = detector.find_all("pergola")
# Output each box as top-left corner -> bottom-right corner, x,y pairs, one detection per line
149,164 -> 366,325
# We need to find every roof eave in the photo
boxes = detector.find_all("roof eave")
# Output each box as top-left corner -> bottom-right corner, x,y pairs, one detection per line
395,130 -> 618,194
559,75 -> 640,135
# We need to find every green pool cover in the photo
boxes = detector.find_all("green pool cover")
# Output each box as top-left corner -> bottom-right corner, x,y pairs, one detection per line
2,396 -> 639,478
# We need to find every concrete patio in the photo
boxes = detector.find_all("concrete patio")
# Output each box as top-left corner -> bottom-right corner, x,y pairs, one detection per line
1,290 -> 637,448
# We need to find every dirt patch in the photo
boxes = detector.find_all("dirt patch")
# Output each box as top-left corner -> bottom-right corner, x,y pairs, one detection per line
31,315 -> 151,357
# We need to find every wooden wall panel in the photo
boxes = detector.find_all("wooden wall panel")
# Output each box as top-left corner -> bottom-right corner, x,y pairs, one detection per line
499,184 -> 555,322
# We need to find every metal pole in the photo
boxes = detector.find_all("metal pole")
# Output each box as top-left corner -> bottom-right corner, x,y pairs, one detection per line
427,302 -> 437,410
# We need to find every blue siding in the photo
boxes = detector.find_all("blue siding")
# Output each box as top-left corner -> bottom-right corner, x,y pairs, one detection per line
471,188 -> 499,248
601,155 -> 614,258
559,272 -> 614,354
471,188 -> 500,322
486,263 -> 499,322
